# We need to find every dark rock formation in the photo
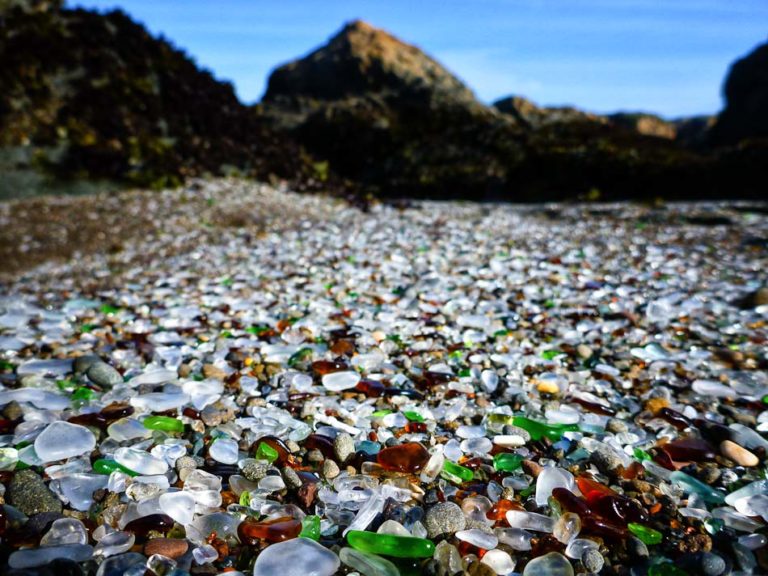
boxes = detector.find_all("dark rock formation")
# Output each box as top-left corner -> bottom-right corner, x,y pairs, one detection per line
608,112 -> 676,140
710,40 -> 768,145
494,96 -> 607,129
0,1 -> 325,192
264,20 -> 750,201
263,20 -> 523,200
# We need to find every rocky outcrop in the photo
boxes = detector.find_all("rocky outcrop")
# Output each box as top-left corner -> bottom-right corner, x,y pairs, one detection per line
608,113 -> 676,139
494,96 -> 607,129
263,21 -> 741,201
710,40 -> 768,145
263,20 -> 523,199
0,1 -> 325,193
265,20 -> 479,116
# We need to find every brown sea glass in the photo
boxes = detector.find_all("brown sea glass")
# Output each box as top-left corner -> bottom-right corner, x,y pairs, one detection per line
661,437 -> 716,462
238,516 -> 302,544
124,514 -> 174,537
376,442 -> 430,473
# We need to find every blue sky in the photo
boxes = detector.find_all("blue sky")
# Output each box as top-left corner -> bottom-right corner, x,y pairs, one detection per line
72,0 -> 768,118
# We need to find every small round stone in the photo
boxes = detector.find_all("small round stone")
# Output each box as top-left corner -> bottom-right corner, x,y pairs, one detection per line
144,538 -> 189,560
8,470 -> 63,515
86,361 -> 123,387
425,501 -> 466,538
242,460 -> 269,482
322,459 -> 340,479
333,432 -> 355,463
581,549 -> 604,573
720,440 -> 759,467
282,466 -> 302,490
73,354 -> 101,375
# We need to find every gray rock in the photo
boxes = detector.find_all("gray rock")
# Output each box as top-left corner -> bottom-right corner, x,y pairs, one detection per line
627,535 -> 649,559
425,501 -> 466,538
322,459 -> 340,479
73,354 -> 101,375
85,361 -> 123,387
679,552 -> 727,576
242,460 -> 269,482
282,466 -> 302,490
582,549 -> 604,573
589,445 -> 624,473
333,432 -> 355,463
8,470 -> 63,515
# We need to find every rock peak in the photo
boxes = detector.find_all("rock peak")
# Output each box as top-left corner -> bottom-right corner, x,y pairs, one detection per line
263,20 -> 477,106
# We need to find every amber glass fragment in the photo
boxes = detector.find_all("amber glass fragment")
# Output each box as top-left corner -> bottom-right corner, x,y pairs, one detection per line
376,442 -> 430,473
238,516 -> 302,544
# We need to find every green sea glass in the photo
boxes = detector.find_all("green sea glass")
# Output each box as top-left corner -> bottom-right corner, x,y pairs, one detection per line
143,415 -> 184,433
346,530 -> 435,558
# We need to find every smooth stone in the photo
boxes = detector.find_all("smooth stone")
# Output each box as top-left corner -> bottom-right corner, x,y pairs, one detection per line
333,432 -> 355,463
678,551 -> 727,576
456,528 -> 498,550
425,501 -> 466,538
581,549 -> 604,573
8,469 -> 63,515
73,354 -> 101,375
720,440 -> 759,467
144,538 -> 189,560
209,438 -> 239,464
9,544 -> 93,569
252,537 -> 340,576
34,421 -> 96,463
492,434 -> 526,448
522,552 -> 574,576
86,361 -> 123,387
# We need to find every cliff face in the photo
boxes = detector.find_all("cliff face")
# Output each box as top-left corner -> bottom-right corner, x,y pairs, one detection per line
264,20 -> 478,114
710,40 -> 768,145
0,1 -> 321,192
263,20 -> 525,199
263,21 -> 747,201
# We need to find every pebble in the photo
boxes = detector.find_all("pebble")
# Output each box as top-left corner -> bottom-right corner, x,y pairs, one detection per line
333,432 -> 355,463
144,538 -> 189,560
85,361 -> 123,387
39,518 -> 88,546
425,502 -> 466,538
720,440 -> 759,467
242,460 -> 270,481
581,549 -> 604,573
8,469 -> 63,515
321,370 -> 361,391
322,459 -> 340,479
